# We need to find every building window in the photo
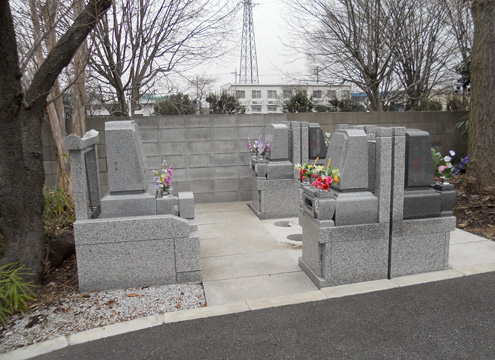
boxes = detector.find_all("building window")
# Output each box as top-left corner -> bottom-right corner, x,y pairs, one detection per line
327,90 -> 336,99
267,90 -> 277,98
251,106 -> 262,113
252,90 -> 261,99
236,90 -> 245,99
340,90 -> 350,99
313,90 -> 322,98
283,90 -> 292,98
267,106 -> 278,112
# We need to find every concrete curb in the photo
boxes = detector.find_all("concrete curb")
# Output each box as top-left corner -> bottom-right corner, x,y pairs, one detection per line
3,265 -> 494,360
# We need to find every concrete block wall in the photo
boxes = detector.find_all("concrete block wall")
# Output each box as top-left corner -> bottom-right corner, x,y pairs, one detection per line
289,111 -> 467,157
42,111 -> 467,203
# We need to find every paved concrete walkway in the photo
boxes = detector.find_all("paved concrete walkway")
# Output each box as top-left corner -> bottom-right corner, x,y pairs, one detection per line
6,202 -> 495,360
196,202 -> 495,306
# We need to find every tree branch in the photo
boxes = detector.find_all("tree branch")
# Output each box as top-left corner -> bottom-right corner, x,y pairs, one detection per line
24,0 -> 112,109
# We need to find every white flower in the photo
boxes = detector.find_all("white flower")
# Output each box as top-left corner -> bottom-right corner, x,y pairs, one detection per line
447,162 -> 453,168
444,156 -> 451,162
449,150 -> 456,156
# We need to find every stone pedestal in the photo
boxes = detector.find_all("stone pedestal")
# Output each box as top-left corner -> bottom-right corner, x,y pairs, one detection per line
74,215 -> 201,292
298,210 -> 389,288
389,216 -> 456,278
249,175 -> 299,219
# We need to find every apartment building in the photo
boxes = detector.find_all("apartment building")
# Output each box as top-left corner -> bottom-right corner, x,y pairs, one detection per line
221,83 -> 352,114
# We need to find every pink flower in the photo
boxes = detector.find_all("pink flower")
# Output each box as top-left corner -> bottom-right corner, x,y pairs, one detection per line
438,165 -> 447,173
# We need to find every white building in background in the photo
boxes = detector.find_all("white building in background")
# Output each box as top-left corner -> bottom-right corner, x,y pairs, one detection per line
220,83 -> 352,114
87,94 -> 165,117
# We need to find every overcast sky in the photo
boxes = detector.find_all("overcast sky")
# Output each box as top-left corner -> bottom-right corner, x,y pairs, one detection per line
183,0 -> 306,90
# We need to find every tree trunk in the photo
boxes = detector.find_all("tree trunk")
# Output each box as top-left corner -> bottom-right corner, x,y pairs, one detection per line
30,0 -> 72,194
72,0 -> 88,137
367,84 -> 383,112
467,0 -> 495,193
0,0 -> 112,282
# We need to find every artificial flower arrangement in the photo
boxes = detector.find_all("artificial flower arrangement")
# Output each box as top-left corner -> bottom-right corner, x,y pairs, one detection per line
311,157 -> 340,191
431,149 -> 470,179
295,157 -> 340,190
295,162 -> 316,182
153,160 -> 173,195
247,136 -> 271,158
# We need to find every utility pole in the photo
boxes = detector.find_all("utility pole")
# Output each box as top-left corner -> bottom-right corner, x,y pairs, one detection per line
239,0 -> 259,84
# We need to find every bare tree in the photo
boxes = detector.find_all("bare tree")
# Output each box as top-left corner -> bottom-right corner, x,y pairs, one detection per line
393,1 -> 456,109
72,0 -> 89,137
189,75 -> 217,114
440,0 -> 473,62
439,0 -> 474,107
19,0 -> 72,193
466,0 -> 495,193
12,0 -> 93,193
286,0 -> 419,111
0,0 -> 112,281
88,0 -> 240,116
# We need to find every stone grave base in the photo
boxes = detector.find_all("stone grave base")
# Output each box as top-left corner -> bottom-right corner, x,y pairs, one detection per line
100,193 -> 156,218
389,216 -> 456,278
299,211 -> 389,288
248,175 -> 299,219
74,215 -> 201,292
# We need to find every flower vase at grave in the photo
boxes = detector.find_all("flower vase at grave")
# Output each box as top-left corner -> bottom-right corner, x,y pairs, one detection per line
156,188 -> 170,198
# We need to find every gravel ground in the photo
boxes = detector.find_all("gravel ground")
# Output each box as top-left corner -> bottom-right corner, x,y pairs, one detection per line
0,283 -> 206,353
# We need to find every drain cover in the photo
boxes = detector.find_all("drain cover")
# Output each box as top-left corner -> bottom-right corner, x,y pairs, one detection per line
274,221 -> 290,227
287,234 -> 302,242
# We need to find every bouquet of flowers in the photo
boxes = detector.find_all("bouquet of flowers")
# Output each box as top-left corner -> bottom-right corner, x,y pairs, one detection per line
295,162 -> 316,182
248,136 -> 271,157
431,149 -> 470,178
311,158 -> 339,190
153,160 -> 173,193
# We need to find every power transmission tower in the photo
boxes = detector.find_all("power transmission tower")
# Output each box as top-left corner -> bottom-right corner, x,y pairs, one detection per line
239,0 -> 259,84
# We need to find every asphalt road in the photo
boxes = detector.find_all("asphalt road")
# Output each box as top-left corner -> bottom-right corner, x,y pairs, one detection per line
35,272 -> 495,360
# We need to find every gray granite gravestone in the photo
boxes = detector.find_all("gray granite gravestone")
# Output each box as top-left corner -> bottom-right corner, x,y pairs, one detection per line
298,127 -> 390,288
249,123 -> 298,219
106,121 -> 147,193
402,129 -> 441,219
389,128 -> 456,277
299,125 -> 457,287
66,127 -> 201,292
100,121 -> 156,217
265,124 -> 289,161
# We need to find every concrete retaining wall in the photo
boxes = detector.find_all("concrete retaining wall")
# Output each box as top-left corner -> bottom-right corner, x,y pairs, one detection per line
42,112 -> 467,203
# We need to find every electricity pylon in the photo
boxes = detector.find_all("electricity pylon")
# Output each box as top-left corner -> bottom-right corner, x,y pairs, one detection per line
239,0 -> 259,84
